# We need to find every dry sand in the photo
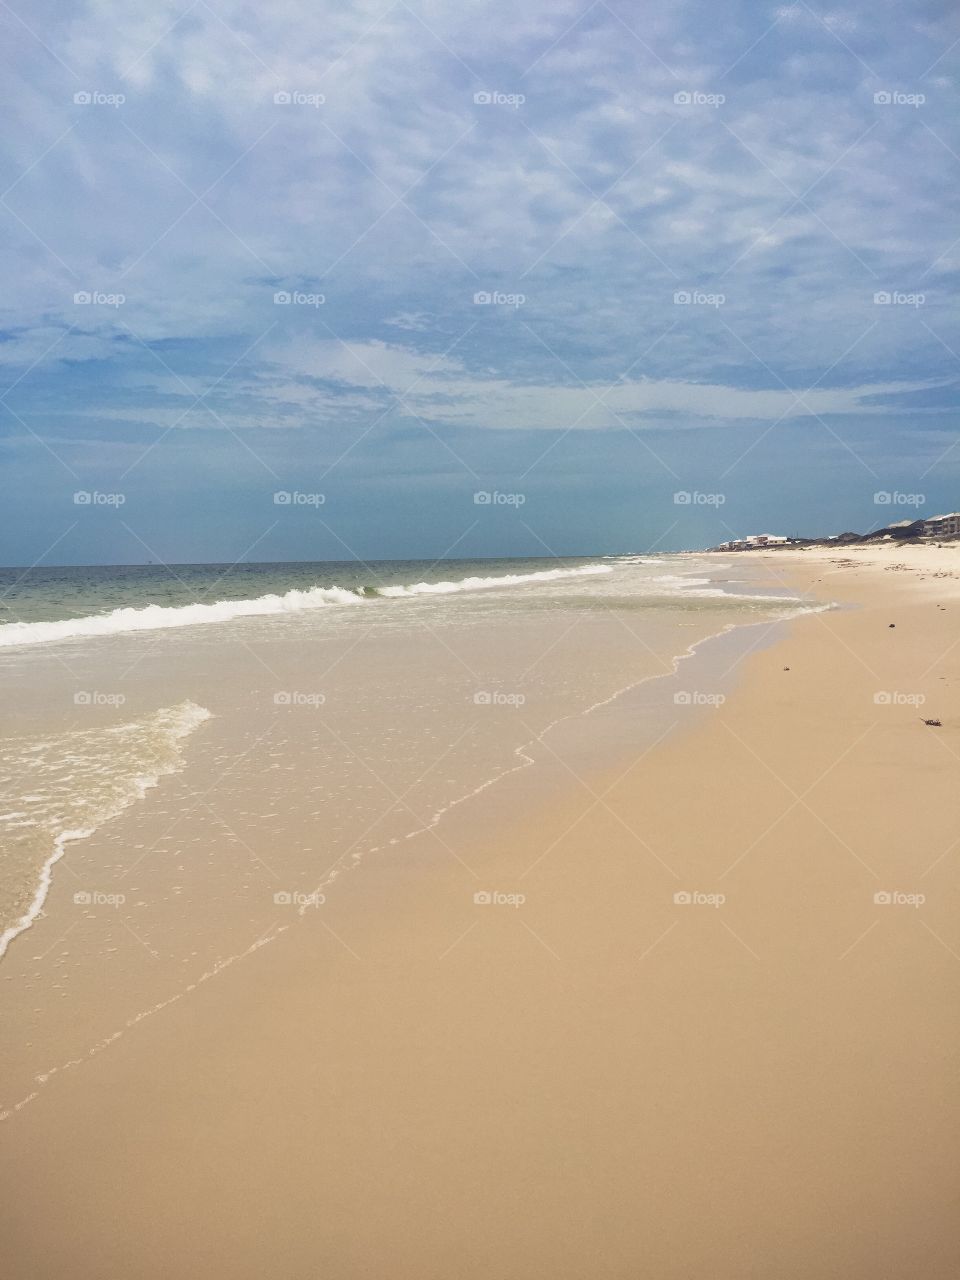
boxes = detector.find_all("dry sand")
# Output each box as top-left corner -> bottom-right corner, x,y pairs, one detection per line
2,546 -> 959,1278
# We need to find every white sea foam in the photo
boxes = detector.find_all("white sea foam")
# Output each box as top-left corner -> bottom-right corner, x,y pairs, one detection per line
376,564 -> 611,597
651,572 -> 801,603
605,555 -> 662,563
0,565 -> 612,649
0,586 -> 367,649
653,574 -> 714,586
0,700 -> 211,960
677,589 -> 803,601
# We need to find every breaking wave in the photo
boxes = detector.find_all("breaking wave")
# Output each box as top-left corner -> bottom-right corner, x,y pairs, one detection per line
0,565 -> 612,650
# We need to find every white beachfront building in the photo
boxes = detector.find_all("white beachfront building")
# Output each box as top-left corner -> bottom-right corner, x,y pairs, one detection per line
715,534 -> 790,551
923,512 -> 960,539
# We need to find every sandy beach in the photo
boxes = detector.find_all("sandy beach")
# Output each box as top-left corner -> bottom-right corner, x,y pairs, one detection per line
2,546 -> 959,1278
5,0 -> 956,1272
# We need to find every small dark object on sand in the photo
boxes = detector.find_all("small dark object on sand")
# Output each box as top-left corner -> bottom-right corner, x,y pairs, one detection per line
889,623 -> 896,628
921,718 -> 942,727
783,666 -> 790,671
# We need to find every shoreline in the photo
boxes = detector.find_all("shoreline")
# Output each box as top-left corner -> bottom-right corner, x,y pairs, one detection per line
2,548 -> 958,1276
0,580 -> 805,1119
0,701 -> 213,964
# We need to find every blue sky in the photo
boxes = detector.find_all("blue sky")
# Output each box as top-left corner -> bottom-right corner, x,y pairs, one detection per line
1,0 -> 958,565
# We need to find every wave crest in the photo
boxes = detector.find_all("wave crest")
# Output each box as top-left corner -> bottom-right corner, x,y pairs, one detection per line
375,565 -> 611,597
0,565 -> 612,649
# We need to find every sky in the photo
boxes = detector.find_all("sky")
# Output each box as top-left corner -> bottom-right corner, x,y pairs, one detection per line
0,0 -> 958,565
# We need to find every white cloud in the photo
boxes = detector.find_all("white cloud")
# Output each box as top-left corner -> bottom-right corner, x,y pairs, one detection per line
238,337 -> 944,431
0,0 -> 956,450
385,311 -> 432,331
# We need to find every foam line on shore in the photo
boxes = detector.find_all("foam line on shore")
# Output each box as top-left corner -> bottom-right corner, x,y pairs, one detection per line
0,581 -> 832,1120
0,701 -> 212,962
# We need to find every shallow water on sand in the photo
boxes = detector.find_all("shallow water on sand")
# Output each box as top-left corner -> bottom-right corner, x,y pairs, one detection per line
0,553 -> 821,1112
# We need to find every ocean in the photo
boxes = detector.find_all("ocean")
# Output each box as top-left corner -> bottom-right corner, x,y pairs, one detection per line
0,553 -> 812,976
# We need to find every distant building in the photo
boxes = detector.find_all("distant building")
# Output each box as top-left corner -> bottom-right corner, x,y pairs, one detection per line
923,512 -> 960,539
714,534 -> 790,551
708,509 -> 960,552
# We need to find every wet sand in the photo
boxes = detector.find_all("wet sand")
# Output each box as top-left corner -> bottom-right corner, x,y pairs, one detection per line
2,548 -> 959,1278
